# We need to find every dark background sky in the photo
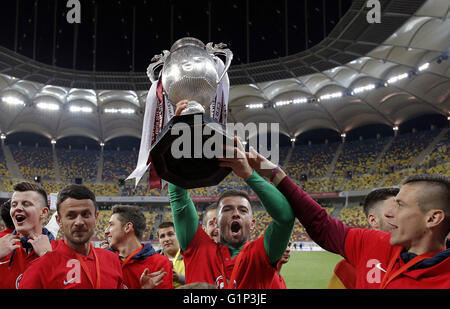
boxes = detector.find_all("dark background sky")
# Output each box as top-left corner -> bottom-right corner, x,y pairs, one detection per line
0,0 -> 352,72
1,1 -> 447,148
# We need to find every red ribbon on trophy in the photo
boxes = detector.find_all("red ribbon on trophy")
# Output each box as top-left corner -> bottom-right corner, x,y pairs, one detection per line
127,56 -> 229,190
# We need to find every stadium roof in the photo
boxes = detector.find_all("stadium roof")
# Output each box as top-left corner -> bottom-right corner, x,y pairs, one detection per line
0,0 -> 449,143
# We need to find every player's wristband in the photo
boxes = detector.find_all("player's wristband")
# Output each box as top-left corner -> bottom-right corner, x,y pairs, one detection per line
269,166 -> 280,183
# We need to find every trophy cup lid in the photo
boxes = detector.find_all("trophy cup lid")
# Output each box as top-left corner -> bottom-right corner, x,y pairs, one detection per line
170,37 -> 206,52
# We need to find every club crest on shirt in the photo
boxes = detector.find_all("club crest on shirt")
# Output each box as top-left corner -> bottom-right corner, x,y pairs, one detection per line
215,275 -> 236,289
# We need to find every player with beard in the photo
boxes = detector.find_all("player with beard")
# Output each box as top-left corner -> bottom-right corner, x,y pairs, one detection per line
201,201 -> 290,288
0,182 -> 56,289
167,102 -> 295,288
19,185 -> 123,289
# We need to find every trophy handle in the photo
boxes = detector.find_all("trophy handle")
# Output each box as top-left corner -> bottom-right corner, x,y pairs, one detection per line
146,50 -> 170,83
206,42 -> 233,85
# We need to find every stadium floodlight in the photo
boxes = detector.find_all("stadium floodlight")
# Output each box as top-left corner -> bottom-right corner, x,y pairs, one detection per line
104,108 -> 135,114
418,62 -> 430,72
275,100 -> 290,107
319,91 -> 342,101
386,73 -> 408,85
36,102 -> 60,111
2,95 -> 25,106
69,105 -> 93,113
293,98 -> 307,104
245,103 -> 264,109
275,98 -> 307,107
351,84 -> 375,95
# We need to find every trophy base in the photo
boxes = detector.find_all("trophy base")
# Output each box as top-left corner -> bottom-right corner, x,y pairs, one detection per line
150,113 -> 233,189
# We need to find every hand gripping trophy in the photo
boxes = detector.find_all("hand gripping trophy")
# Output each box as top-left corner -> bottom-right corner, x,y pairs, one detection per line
127,37 -> 234,189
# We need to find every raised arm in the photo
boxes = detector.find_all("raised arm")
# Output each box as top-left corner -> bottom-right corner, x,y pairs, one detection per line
218,137 -> 294,264
245,171 -> 295,264
167,183 -> 198,251
245,146 -> 351,258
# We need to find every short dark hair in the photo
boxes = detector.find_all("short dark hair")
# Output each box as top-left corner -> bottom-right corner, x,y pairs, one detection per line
56,184 -> 97,214
363,187 -> 399,217
158,221 -> 174,230
202,202 -> 217,226
403,174 -> 450,191
403,174 -> 450,214
1,199 -> 14,230
111,205 -> 146,240
13,181 -> 48,207
157,221 -> 174,237
217,190 -> 252,210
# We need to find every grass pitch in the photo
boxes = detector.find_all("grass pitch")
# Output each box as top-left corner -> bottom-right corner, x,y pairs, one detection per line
280,251 -> 343,289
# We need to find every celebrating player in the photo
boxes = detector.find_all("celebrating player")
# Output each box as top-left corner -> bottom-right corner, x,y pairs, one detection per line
168,101 -> 295,288
0,182 -> 56,289
326,187 -> 399,289
105,205 -> 172,289
246,146 -> 450,288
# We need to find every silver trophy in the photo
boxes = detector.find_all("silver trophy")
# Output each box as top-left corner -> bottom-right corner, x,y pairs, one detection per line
147,37 -> 234,189
147,37 -> 232,114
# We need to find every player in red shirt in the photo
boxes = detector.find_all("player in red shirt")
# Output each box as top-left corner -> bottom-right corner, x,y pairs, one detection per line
104,204 -> 173,289
326,188 -> 399,289
166,101 -> 295,289
246,147 -> 450,289
271,246 -> 290,289
0,182 -> 56,289
19,184 -> 123,289
202,202 -> 289,289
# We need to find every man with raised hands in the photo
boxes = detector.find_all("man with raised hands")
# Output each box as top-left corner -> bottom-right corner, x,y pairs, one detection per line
105,204 -> 172,289
165,100 -> 295,289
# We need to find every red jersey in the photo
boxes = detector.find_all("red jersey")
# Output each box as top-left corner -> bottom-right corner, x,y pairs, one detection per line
0,230 -> 57,289
119,243 -> 173,289
326,259 -> 356,289
277,176 -> 450,289
19,240 -> 123,289
270,272 -> 287,289
0,228 -> 13,238
182,226 -> 276,289
345,228 -> 450,288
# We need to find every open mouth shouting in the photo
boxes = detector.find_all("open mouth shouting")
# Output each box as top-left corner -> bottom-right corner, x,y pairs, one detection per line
230,221 -> 242,238
14,214 -> 27,226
